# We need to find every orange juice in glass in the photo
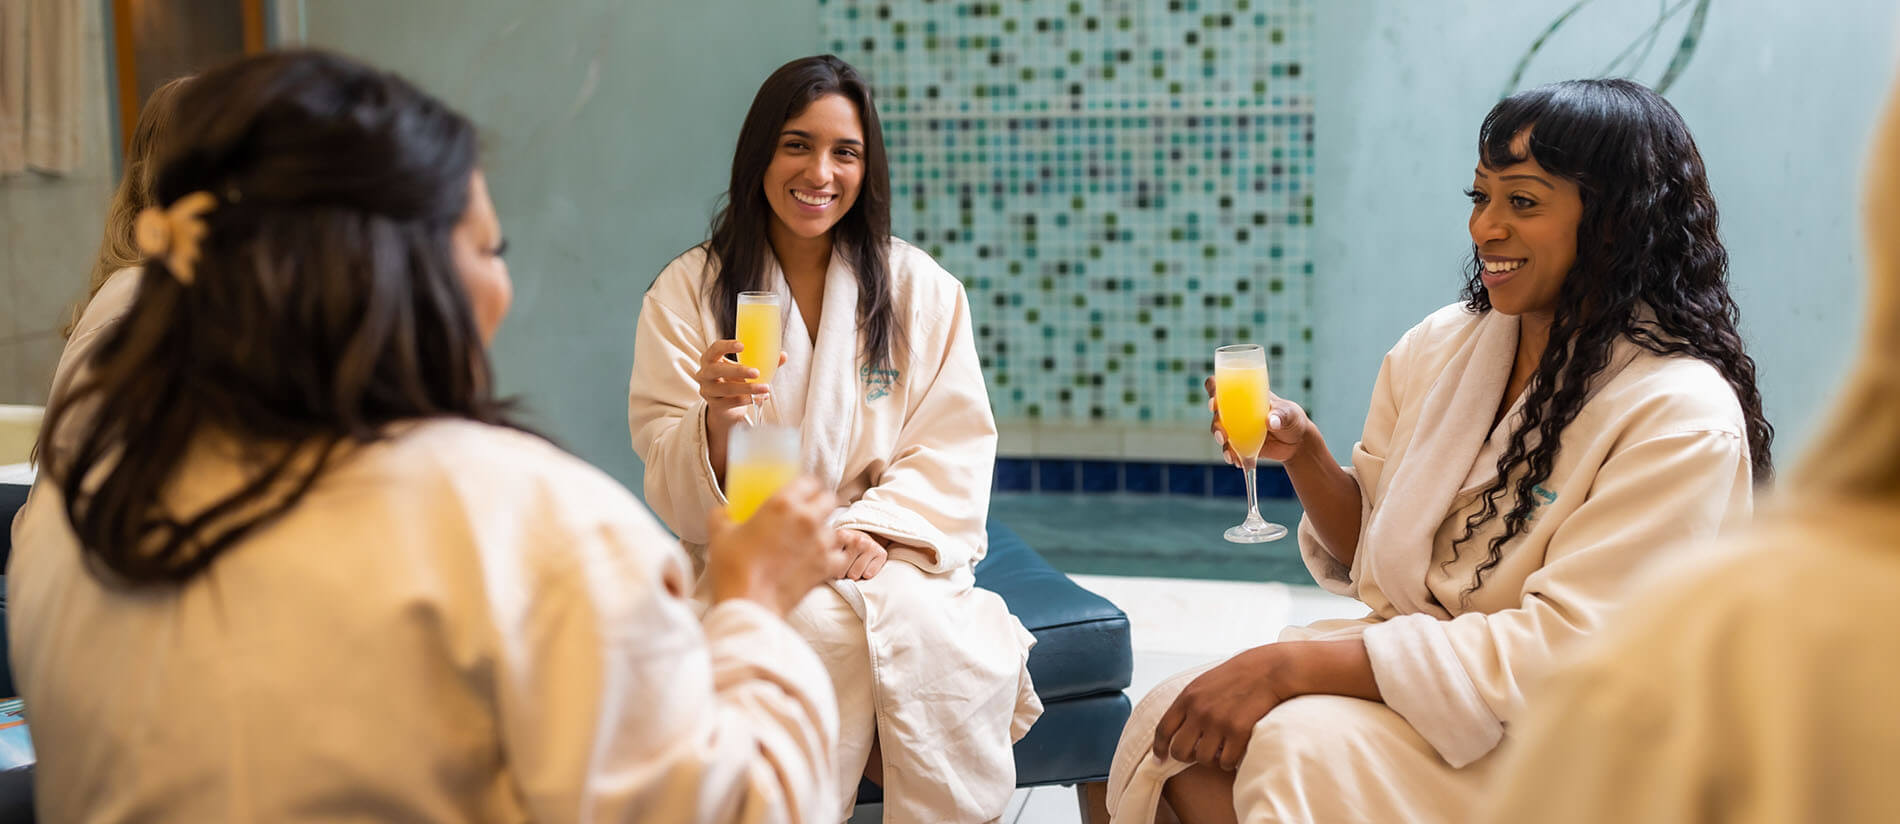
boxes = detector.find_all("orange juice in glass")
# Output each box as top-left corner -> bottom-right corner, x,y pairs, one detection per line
735,291 -> 781,424
1215,344 -> 1288,543
725,424 -> 800,522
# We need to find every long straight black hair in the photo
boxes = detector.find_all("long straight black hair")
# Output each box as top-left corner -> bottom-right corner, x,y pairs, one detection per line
1452,78 -> 1773,596
705,54 -> 902,369
40,49 -> 528,585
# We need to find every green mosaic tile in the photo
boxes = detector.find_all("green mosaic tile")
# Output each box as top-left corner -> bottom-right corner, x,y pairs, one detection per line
821,0 -> 1316,423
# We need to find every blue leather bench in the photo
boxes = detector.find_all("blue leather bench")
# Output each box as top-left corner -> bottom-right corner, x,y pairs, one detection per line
855,521 -> 1134,818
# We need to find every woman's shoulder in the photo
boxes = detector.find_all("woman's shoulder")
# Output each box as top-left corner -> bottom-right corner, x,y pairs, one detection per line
372,419 -> 656,533
1601,347 -> 1747,438
1407,301 -> 1487,341
886,237 -> 965,299
1379,301 -> 1487,368
645,243 -> 717,312
69,267 -> 143,341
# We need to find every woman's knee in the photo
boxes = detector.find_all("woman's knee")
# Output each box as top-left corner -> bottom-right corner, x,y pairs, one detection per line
1245,695 -> 1400,762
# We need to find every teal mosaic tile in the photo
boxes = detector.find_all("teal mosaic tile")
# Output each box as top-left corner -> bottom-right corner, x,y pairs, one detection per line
821,0 -> 1315,424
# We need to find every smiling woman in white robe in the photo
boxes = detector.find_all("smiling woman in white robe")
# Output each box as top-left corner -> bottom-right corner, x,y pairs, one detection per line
1107,79 -> 1773,824
628,56 -> 1039,823
1478,68 -> 1900,824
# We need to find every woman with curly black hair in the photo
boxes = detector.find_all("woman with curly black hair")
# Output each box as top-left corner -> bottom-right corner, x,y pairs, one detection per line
1105,78 -> 1770,824
1482,70 -> 1900,824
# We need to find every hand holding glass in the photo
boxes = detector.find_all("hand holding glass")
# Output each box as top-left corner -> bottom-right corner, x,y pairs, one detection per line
735,291 -> 782,426
1215,344 -> 1288,543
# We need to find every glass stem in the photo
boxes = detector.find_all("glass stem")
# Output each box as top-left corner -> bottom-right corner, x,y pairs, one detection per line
1243,457 -> 1262,523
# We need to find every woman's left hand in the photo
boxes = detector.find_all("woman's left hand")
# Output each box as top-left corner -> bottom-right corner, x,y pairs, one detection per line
1153,645 -> 1286,770
838,528 -> 890,580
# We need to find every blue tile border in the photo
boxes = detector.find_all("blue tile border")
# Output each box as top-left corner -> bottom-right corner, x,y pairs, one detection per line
1209,463 -> 1248,498
1122,462 -> 1162,494
1037,459 -> 1078,493
1258,465 -> 1296,499
996,459 -> 1294,499
994,457 -> 1033,492
1165,463 -> 1208,496
1080,460 -> 1120,493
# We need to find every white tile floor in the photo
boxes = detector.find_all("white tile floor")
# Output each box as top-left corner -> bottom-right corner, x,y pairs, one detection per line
850,576 -> 1364,824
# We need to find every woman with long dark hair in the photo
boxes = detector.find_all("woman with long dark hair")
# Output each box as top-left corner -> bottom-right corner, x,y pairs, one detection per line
11,50 -> 846,822
1107,78 -> 1770,823
629,55 -> 1041,822
1481,70 -> 1900,824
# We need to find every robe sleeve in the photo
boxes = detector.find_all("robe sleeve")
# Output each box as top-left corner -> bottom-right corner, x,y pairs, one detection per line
496,517 -> 839,823
833,279 -> 997,572
629,288 -> 726,547
1297,327 -> 1406,596
1360,426 -> 1752,767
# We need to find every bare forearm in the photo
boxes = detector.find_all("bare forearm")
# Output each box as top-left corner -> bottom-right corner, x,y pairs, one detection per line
1270,639 -> 1381,703
1282,422 -> 1363,566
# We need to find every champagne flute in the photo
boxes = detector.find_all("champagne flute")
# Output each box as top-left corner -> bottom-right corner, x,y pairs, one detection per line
735,291 -> 782,426
725,424 -> 801,522
1215,344 -> 1288,543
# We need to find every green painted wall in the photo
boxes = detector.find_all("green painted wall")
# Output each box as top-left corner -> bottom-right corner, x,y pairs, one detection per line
306,1 -> 821,495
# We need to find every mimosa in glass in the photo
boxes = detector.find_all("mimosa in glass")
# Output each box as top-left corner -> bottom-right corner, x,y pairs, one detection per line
725,424 -> 800,523
1215,344 -> 1288,543
735,291 -> 782,425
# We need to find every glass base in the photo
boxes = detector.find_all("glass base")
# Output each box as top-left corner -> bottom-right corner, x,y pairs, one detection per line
1224,520 -> 1288,544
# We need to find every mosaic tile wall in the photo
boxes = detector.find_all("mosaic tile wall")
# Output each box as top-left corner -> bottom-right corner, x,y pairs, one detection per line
820,0 -> 1315,425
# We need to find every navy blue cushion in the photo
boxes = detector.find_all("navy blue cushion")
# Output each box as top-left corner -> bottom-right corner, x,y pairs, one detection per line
975,522 -> 1133,702
855,690 -> 1132,803
1009,690 -> 1131,787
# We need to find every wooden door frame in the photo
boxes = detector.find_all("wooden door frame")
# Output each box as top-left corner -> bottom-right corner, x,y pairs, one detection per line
110,0 -> 268,156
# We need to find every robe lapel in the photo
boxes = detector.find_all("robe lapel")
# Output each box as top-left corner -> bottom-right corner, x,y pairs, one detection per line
1361,310 -> 1517,618
797,253 -> 861,492
765,258 -> 809,430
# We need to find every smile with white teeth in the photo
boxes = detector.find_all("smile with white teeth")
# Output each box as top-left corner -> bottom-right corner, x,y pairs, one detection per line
1482,259 -> 1525,273
792,190 -> 836,206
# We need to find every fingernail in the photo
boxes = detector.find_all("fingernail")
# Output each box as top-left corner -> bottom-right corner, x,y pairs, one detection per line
1269,413 -> 1284,429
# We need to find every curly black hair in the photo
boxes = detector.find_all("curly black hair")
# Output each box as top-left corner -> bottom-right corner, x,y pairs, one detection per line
1452,78 -> 1773,599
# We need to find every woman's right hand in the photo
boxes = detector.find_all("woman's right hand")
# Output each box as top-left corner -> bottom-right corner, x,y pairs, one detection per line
694,340 -> 784,435
704,476 -> 847,616
1205,376 -> 1313,465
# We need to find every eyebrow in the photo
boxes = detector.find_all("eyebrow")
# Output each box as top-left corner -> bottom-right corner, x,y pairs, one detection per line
781,129 -> 864,146
1472,168 -> 1554,190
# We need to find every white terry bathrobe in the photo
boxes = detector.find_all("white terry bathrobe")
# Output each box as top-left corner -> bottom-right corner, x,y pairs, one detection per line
1107,303 -> 1755,823
9,420 -> 842,823
629,240 -> 1042,823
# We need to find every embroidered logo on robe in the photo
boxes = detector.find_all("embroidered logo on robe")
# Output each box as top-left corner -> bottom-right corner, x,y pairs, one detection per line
861,364 -> 900,403
1528,484 -> 1559,517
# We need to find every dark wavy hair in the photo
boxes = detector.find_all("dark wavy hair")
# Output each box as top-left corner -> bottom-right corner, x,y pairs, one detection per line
39,49 -> 527,585
705,54 -> 902,369
1453,78 -> 1773,597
